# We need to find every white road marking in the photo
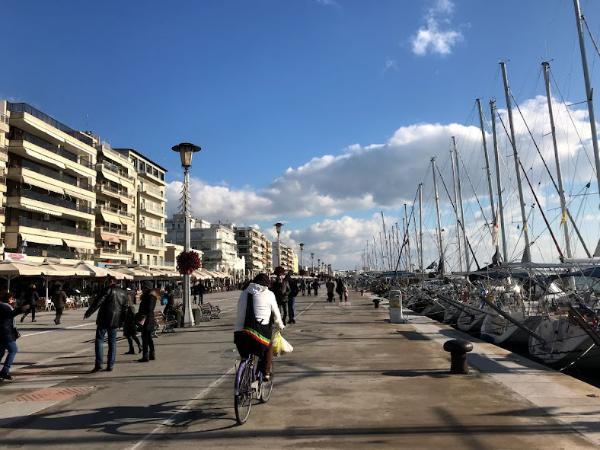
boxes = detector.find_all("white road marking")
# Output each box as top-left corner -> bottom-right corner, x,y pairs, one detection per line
20,322 -> 95,338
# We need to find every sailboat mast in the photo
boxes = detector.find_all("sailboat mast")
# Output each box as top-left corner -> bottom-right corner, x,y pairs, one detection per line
449,147 -> 464,271
477,98 -> 499,252
573,0 -> 600,256
500,61 -> 532,263
490,99 -> 508,263
404,203 -> 413,271
432,157 -> 445,274
542,61 -> 573,260
453,137 -> 470,271
418,183 -> 424,274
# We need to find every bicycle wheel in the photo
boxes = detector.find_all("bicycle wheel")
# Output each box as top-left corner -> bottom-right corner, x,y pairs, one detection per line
234,360 -> 253,424
259,374 -> 273,403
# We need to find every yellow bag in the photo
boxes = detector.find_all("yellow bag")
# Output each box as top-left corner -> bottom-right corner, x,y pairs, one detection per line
272,331 -> 283,356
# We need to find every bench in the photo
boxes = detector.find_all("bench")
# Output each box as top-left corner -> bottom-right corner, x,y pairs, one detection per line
154,311 -> 177,334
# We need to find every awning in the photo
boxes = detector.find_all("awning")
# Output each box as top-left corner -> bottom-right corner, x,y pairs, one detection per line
62,239 -> 95,250
20,233 -> 62,246
100,168 -> 123,186
119,216 -> 134,226
19,201 -> 63,217
22,174 -> 64,195
100,233 -> 120,244
101,211 -> 120,224
25,147 -> 66,170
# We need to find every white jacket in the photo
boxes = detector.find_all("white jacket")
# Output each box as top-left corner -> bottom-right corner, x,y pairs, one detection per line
234,283 -> 284,332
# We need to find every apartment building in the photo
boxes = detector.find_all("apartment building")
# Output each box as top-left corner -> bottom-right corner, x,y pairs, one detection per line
114,148 -> 167,268
234,226 -> 272,278
93,141 -> 137,266
3,102 -> 96,261
0,103 -> 9,249
272,242 -> 297,273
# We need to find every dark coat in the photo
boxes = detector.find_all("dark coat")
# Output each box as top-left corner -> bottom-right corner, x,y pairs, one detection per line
287,278 -> 299,300
85,286 -> 128,329
122,305 -> 137,337
336,280 -> 345,294
138,289 -> 159,331
52,289 -> 67,309
0,303 -> 26,343
271,278 -> 290,305
25,288 -> 40,307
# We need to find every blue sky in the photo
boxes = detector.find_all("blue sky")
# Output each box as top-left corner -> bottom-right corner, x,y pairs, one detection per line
3,0 -> 600,268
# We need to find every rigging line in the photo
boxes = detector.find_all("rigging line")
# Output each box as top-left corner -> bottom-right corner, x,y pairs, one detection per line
435,165 -> 481,269
550,70 -> 597,177
583,15 -> 600,60
456,150 -> 492,235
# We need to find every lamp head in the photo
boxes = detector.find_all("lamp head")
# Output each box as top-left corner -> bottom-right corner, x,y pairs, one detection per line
299,243 -> 304,250
274,222 -> 283,235
172,142 -> 201,169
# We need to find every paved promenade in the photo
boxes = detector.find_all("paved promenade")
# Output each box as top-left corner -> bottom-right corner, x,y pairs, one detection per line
0,291 -> 599,449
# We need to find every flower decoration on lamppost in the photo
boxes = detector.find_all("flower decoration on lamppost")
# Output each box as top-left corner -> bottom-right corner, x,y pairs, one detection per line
299,243 -> 304,274
172,142 -> 201,327
274,222 -> 283,268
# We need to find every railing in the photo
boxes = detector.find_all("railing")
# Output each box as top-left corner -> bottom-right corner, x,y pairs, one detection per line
140,203 -> 164,215
96,205 -> 134,219
25,247 -> 78,259
16,130 -> 96,169
0,113 -> 8,125
14,159 -> 94,192
99,161 -> 134,180
18,217 -> 93,237
12,189 -> 94,214
140,221 -> 164,232
141,183 -> 163,198
96,184 -> 134,199
97,226 -> 133,237
7,103 -> 94,146
95,247 -> 132,256
139,239 -> 165,249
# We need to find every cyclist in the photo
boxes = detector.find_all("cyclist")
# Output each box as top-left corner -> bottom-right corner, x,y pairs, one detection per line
234,273 -> 284,381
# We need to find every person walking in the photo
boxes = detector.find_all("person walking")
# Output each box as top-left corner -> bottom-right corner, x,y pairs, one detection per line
271,267 -> 290,325
312,279 -> 319,296
137,281 -> 159,362
326,279 -> 335,303
0,292 -> 29,381
335,278 -> 345,302
52,283 -> 67,325
286,272 -> 299,324
84,276 -> 128,372
299,279 -> 306,296
123,298 -> 142,355
20,283 -> 39,323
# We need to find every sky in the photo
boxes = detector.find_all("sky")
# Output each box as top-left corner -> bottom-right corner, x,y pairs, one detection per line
3,0 -> 600,269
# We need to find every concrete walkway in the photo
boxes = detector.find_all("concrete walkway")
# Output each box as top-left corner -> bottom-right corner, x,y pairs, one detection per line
1,291 -> 599,449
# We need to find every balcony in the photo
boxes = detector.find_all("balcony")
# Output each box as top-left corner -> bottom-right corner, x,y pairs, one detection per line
140,202 -> 164,217
139,238 -> 165,250
0,146 -> 8,162
25,247 -> 78,259
96,205 -> 134,220
10,189 -> 94,215
98,161 -> 135,181
10,159 -> 94,192
17,217 -> 93,237
7,103 -> 94,147
95,247 -> 132,258
96,184 -> 134,201
140,221 -> 164,233
96,226 -> 133,238
139,182 -> 164,200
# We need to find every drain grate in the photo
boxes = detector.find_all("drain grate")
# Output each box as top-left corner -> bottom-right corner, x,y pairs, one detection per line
15,386 -> 96,402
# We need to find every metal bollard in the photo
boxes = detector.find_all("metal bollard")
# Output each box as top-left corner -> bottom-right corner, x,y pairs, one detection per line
443,339 -> 473,374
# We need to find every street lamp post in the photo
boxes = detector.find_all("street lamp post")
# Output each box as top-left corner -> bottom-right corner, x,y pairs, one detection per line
274,222 -> 283,268
299,243 -> 304,273
310,253 -> 314,274
172,142 -> 201,327
317,258 -> 321,276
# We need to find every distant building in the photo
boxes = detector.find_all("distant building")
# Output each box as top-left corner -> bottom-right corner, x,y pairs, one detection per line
234,226 -> 272,278
273,242 -> 297,273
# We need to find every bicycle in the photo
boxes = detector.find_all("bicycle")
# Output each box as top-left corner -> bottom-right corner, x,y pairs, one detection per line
234,353 -> 273,424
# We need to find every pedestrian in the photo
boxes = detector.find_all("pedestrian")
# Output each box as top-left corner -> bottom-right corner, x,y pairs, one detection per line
20,283 -> 39,323
326,279 -> 335,303
0,292 -> 30,381
84,276 -> 128,372
198,282 -> 205,305
52,282 -> 67,325
271,267 -> 290,325
123,298 -> 142,355
299,278 -> 306,296
312,279 -> 319,296
137,280 -> 159,362
343,285 -> 349,302
336,278 -> 345,302
286,272 -> 299,324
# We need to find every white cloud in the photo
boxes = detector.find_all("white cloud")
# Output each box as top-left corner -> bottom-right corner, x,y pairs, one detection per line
411,0 -> 463,56
166,95 -> 598,268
